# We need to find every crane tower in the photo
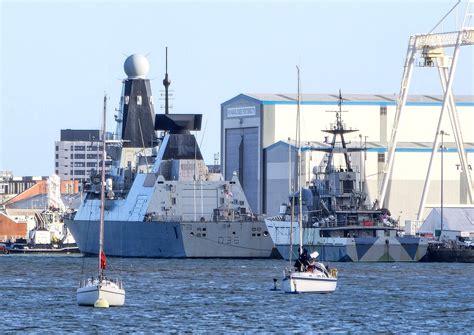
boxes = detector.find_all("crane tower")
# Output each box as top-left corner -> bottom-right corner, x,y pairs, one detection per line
378,0 -> 474,220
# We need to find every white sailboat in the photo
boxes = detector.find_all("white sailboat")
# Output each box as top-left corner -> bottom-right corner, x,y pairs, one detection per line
77,94 -> 125,307
282,67 -> 337,294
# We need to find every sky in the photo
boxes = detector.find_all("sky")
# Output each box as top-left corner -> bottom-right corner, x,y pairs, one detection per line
1,0 -> 473,176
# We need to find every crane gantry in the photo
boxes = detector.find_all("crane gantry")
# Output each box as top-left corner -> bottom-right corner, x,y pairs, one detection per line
378,0 -> 474,220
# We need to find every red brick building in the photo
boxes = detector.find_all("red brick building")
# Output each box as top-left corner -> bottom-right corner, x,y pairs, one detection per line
0,212 -> 27,241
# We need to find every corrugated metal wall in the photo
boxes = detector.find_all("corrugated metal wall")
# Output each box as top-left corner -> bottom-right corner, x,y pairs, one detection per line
225,127 -> 259,213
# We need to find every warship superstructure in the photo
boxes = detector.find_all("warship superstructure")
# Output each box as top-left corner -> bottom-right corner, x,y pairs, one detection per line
65,53 -> 274,258
265,93 -> 428,262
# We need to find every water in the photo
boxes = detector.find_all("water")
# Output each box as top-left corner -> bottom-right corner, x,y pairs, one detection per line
0,256 -> 473,333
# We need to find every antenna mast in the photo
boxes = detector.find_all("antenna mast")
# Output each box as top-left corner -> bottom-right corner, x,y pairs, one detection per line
163,47 -> 171,115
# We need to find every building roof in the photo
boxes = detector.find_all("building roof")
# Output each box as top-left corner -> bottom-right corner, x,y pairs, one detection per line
60,129 -> 101,141
5,193 -> 82,210
420,207 -> 474,233
265,140 -> 474,153
226,93 -> 474,106
4,181 -> 48,206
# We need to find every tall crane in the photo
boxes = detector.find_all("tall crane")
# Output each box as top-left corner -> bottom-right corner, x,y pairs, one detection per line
378,0 -> 474,220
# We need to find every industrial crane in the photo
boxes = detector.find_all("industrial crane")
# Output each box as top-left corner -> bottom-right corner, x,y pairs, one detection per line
378,0 -> 474,220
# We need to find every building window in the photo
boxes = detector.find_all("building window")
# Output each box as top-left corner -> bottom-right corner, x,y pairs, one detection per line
125,96 -> 129,105
74,170 -> 85,176
70,154 -> 73,159
55,162 -> 58,167
378,153 -> 385,163
87,154 -> 98,159
55,145 -> 59,151
70,146 -> 74,150
55,154 -> 59,159
75,145 -> 85,151
75,154 -> 85,159
74,162 -> 85,167
87,145 -> 98,151
137,95 -> 142,105
380,106 -> 387,116
86,162 -> 96,167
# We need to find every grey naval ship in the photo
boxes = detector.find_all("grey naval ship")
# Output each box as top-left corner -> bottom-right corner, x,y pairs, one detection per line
65,53 -> 275,258
265,93 -> 429,262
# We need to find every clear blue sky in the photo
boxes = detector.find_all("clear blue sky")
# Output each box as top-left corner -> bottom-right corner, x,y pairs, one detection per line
1,0 -> 473,176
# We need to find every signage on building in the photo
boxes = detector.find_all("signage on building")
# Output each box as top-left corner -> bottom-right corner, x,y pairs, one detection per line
226,106 -> 256,118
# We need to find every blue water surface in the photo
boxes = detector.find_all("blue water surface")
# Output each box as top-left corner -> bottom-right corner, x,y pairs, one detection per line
0,256 -> 473,333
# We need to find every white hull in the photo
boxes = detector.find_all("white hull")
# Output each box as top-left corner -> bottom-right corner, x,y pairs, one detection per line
77,279 -> 125,306
282,272 -> 337,293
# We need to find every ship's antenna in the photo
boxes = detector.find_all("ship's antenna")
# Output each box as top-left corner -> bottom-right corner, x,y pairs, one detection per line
337,88 -> 343,126
163,47 -> 171,115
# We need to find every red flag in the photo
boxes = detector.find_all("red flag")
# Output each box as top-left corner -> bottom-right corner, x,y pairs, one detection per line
100,251 -> 107,270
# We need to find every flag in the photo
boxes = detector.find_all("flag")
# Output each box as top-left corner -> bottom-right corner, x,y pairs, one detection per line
100,251 -> 107,270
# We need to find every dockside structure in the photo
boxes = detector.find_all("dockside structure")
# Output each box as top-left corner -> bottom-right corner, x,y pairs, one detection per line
221,93 -> 474,223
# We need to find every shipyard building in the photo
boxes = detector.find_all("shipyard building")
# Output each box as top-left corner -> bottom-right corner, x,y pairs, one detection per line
221,93 -> 474,223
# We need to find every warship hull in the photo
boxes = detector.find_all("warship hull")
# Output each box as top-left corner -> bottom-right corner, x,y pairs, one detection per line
266,222 -> 429,262
65,218 -> 275,258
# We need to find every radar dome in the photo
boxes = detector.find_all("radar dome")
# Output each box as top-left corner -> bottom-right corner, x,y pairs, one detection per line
124,54 -> 150,79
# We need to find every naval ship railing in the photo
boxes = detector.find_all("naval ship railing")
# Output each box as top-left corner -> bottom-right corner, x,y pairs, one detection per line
147,212 -> 265,223
267,213 -> 397,229
312,165 -> 361,175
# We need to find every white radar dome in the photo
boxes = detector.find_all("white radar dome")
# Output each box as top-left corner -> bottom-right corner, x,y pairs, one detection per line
124,54 -> 150,79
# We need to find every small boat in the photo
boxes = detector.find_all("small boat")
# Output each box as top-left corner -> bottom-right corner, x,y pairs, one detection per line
282,67 -> 337,294
76,94 -> 125,308
6,244 -> 79,254
282,251 -> 337,293
77,271 -> 125,307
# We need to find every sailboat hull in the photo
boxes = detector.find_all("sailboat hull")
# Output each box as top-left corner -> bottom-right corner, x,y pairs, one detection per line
77,280 -> 125,306
282,273 -> 337,293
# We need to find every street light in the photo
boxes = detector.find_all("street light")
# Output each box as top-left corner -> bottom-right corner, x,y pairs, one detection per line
440,130 -> 450,240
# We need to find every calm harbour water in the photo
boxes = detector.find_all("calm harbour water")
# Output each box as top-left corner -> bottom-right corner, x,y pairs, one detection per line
0,255 -> 473,333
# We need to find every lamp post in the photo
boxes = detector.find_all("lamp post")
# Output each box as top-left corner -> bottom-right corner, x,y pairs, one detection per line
440,130 -> 449,240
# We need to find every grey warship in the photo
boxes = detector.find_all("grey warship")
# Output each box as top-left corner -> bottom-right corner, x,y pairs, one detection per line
64,53 -> 274,258
265,92 -> 428,262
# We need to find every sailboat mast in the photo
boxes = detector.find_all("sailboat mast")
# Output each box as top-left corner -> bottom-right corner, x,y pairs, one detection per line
296,66 -> 303,256
289,136 -> 294,266
98,94 -> 107,276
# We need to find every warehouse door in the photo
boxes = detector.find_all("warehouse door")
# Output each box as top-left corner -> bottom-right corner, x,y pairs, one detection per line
225,127 -> 259,213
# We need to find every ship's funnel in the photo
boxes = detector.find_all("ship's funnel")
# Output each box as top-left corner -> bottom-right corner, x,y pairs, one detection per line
155,114 -> 202,134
